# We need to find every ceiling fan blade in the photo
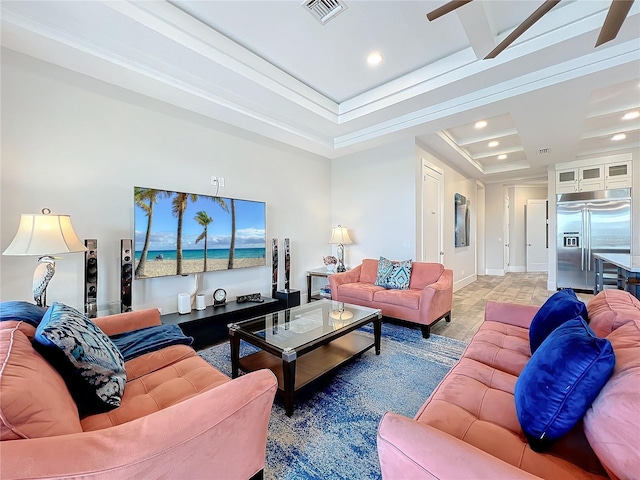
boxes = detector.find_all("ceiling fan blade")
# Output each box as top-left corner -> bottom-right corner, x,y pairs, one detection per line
485,0 -> 561,59
426,0 -> 473,22
595,0 -> 634,47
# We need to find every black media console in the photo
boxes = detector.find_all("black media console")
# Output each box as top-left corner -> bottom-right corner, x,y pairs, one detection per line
161,297 -> 282,350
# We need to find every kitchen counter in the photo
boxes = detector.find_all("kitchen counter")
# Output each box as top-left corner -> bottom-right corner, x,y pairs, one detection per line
593,253 -> 640,298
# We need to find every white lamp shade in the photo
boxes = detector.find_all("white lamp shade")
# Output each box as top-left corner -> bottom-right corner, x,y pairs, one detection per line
329,225 -> 353,245
3,213 -> 87,256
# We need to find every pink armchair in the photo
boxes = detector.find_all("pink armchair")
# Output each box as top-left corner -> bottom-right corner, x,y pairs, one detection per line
329,258 -> 453,338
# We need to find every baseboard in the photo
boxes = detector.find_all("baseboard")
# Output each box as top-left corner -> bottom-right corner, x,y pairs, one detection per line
453,274 -> 477,292
485,269 -> 505,276
507,266 -> 526,273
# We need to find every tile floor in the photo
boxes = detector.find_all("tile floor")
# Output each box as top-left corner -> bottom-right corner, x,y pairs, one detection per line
429,272 -> 594,343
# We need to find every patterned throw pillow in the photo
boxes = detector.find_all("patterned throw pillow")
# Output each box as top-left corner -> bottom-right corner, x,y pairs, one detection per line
33,302 -> 126,417
382,259 -> 413,290
374,256 -> 395,287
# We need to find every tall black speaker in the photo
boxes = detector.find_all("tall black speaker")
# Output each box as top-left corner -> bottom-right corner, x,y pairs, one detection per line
121,239 -> 133,313
271,238 -> 278,298
84,239 -> 98,318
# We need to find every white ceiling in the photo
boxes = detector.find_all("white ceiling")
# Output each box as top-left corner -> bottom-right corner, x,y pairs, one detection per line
1,0 -> 639,184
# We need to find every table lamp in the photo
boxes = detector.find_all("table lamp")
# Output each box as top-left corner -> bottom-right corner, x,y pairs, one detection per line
3,208 -> 86,307
329,225 -> 352,273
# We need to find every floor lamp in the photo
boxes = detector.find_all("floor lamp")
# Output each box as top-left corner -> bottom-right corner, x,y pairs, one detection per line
329,225 -> 353,273
3,208 -> 86,307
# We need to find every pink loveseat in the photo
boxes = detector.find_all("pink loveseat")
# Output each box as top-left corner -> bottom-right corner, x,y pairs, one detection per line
377,289 -> 640,479
1,308 -> 277,480
329,259 -> 453,338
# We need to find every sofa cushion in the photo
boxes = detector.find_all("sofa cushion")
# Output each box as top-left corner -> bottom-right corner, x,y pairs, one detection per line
515,317 -> 615,451
584,320 -> 640,479
373,288 -> 421,309
587,288 -> 640,338
408,263 -> 444,290
529,289 -> 588,353
81,354 -> 230,431
337,282 -> 384,302
360,259 -> 381,284
374,257 -> 395,286
0,301 -> 47,327
0,323 -> 82,440
33,302 -> 126,417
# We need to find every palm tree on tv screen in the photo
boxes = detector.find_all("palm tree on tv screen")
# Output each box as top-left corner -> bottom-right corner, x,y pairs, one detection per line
194,210 -> 213,272
172,192 -> 199,275
134,187 -> 166,277
227,199 -> 236,269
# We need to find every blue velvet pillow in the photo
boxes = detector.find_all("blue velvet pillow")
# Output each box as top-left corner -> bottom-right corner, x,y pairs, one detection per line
529,289 -> 588,353
33,302 -> 126,417
515,317 -> 615,452
0,301 -> 47,327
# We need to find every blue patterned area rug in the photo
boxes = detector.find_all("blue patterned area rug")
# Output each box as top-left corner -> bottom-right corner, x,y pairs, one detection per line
198,323 -> 467,480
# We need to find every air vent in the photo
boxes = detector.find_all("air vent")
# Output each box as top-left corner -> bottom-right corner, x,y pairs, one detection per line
303,0 -> 347,24
536,148 -> 551,155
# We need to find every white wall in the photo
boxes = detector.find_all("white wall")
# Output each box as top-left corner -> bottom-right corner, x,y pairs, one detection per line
330,139 -> 417,267
509,186 -> 548,271
1,51 -> 332,313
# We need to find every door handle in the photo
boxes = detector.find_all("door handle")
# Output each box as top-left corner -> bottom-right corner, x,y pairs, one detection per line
587,210 -> 592,271
527,243 -> 532,246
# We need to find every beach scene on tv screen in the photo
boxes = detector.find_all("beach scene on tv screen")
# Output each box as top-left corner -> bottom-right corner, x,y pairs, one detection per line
134,187 -> 266,279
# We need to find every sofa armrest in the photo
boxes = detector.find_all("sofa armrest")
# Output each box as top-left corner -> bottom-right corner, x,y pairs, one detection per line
93,308 -> 162,336
377,413 -> 541,480
418,269 -> 453,324
328,265 -> 362,296
484,301 -> 540,329
1,369 -> 277,480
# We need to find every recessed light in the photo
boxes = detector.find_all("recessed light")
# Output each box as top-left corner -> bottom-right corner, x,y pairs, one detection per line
474,120 -> 487,129
497,154 -> 507,160
612,133 -> 626,141
488,140 -> 499,148
367,52 -> 383,66
622,111 -> 639,120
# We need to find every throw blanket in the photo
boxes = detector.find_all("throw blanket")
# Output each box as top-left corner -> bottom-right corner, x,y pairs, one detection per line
110,324 -> 193,361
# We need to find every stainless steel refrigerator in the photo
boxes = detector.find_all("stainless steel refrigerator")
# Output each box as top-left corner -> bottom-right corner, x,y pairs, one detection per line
557,188 -> 631,291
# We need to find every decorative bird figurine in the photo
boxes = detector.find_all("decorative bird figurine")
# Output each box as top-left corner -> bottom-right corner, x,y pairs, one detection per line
33,256 -> 56,307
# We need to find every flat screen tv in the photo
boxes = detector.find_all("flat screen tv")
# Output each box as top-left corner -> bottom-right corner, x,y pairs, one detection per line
134,186 -> 266,279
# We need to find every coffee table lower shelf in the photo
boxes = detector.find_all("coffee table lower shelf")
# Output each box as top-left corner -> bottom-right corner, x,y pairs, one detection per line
238,331 -> 374,414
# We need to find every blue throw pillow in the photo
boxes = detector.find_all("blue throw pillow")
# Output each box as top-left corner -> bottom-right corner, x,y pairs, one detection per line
0,301 -> 47,327
33,302 -> 126,417
381,259 -> 413,290
529,289 -> 588,353
515,317 -> 615,452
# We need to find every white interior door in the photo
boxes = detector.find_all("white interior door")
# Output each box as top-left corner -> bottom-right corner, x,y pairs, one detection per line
422,163 -> 443,264
504,195 -> 510,272
526,199 -> 548,272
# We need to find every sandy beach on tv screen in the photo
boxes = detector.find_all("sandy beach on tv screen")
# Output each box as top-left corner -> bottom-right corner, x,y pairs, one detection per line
136,257 -> 265,278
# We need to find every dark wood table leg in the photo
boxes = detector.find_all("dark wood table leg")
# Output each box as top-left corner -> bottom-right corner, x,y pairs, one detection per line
230,329 -> 240,378
307,273 -> 312,303
282,349 -> 297,416
374,315 -> 382,355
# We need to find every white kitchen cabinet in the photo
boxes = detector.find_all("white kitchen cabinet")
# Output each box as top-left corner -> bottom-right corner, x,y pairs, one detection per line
604,161 -> 632,189
556,169 -> 578,193
578,165 -> 604,192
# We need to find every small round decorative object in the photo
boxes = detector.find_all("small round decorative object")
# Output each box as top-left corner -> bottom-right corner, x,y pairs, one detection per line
213,288 -> 227,307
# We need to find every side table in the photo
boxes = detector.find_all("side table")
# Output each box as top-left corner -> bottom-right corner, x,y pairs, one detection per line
306,268 -> 334,302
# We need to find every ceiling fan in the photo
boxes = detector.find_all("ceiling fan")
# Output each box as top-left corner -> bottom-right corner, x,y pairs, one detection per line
426,0 -> 634,59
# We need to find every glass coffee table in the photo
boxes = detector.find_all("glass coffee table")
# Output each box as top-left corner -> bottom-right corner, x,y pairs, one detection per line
228,299 -> 382,416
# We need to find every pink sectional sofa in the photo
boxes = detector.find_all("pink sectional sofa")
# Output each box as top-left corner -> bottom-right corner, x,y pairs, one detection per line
1,308 -> 277,480
329,258 -> 453,338
377,289 -> 640,479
